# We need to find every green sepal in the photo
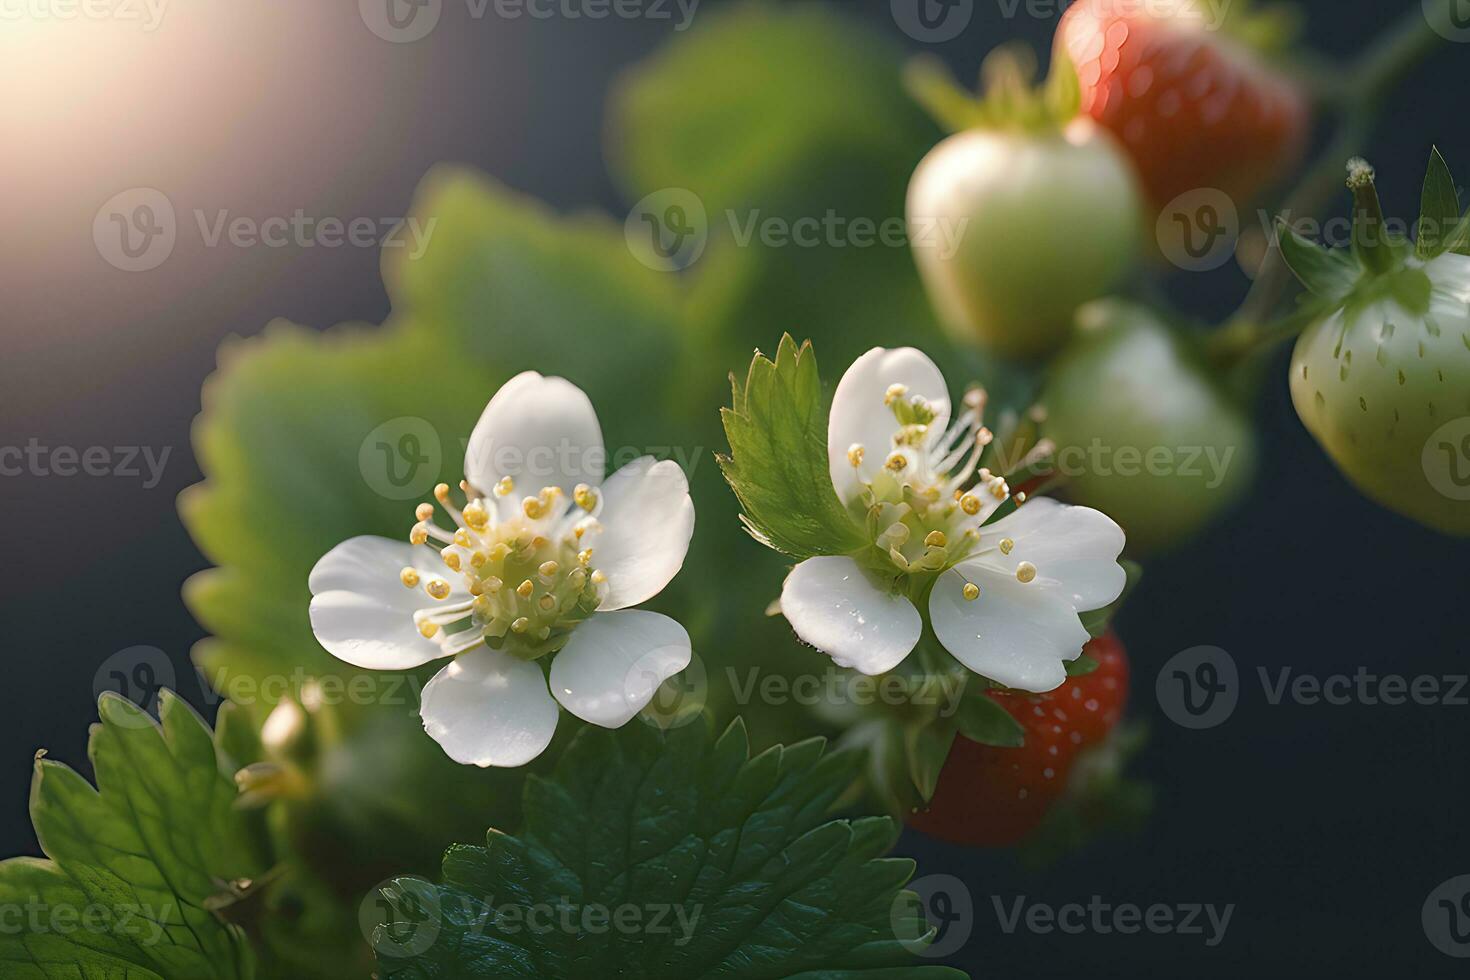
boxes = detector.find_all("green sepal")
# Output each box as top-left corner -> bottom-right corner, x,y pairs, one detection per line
719,335 -> 868,559
952,692 -> 1026,749
905,723 -> 958,802
1064,654 -> 1100,678
1275,218 -> 1360,298
1417,146 -> 1461,260
905,45 -> 1081,135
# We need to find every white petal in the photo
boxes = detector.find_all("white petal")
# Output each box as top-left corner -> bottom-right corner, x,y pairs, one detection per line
308,536 -> 462,671
828,347 -> 951,505
549,611 -> 691,728
930,565 -> 1091,693
419,649 -> 559,767
982,499 -> 1126,611
308,535 -> 459,597
463,372 -> 605,512
590,457 -> 695,611
781,556 -> 921,675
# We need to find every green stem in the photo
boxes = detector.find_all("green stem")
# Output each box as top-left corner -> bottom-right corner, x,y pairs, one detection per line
1348,158 -> 1396,274
1217,0 -> 1451,364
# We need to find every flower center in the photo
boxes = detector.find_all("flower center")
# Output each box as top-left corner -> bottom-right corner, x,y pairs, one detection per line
399,477 -> 604,660
845,382 -> 1053,599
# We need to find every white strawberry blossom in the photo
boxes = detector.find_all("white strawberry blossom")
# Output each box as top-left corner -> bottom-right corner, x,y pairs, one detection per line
780,347 -> 1126,692
308,372 -> 695,767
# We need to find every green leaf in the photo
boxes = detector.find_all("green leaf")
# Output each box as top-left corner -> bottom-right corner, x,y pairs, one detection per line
719,336 -> 867,559
952,694 -> 1025,749
0,691 -> 265,979
1274,219 -> 1359,298
1417,147 -> 1460,260
374,720 -> 967,979
608,2 -> 936,219
1078,559 -> 1142,640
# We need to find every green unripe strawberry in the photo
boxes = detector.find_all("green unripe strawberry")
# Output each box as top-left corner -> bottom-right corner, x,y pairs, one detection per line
904,49 -> 1143,361
1282,153 -> 1470,536
1041,299 -> 1258,553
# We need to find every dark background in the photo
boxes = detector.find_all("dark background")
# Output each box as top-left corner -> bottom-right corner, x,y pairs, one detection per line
2,1 -> 1466,976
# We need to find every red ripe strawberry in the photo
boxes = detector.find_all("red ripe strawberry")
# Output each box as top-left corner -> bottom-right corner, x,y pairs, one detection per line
909,631 -> 1129,847
1056,0 -> 1309,208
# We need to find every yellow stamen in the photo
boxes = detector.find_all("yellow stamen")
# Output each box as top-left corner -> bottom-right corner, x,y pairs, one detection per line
538,560 -> 560,580
884,383 -> 908,406
399,567 -> 421,588
574,484 -> 598,512
484,576 -> 503,594
494,476 -> 515,497
511,617 -> 530,634
1016,561 -> 1037,584
959,493 -> 981,516
516,579 -> 535,599
924,530 -> 947,548
847,444 -> 865,468
884,452 -> 908,472
418,620 -> 440,638
963,582 -> 981,601
409,523 -> 429,546
522,496 -> 545,520
440,549 -> 461,572
462,501 -> 490,531
999,538 -> 1015,555
425,579 -> 452,600
415,503 -> 434,522
434,483 -> 451,502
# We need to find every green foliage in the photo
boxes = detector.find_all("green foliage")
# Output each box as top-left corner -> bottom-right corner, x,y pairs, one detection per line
373,719 -> 967,979
719,336 -> 867,559
608,2 -> 935,219
0,693 -> 264,979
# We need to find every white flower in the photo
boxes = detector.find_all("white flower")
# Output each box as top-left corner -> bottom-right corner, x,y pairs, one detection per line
308,372 -> 695,767
780,347 -> 1125,693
